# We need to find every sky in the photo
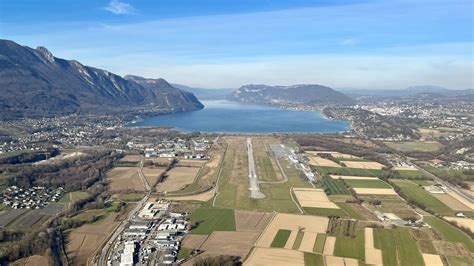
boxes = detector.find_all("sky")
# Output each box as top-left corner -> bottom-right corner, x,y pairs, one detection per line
1,0 -> 473,89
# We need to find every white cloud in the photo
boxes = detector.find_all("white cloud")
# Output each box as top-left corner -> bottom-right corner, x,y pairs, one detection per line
103,0 -> 135,15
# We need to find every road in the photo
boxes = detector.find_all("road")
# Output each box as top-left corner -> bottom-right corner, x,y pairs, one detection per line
247,138 -> 265,199
409,159 -> 474,204
95,155 -> 152,266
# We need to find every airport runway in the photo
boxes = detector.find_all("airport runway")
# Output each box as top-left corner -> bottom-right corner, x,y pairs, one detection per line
247,138 -> 265,199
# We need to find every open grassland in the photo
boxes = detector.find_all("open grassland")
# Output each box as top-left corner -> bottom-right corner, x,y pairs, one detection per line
214,136 -> 311,213
424,166 -> 474,182
391,179 -> 455,216
395,169 -> 426,179
373,227 -> 425,266
321,176 -> 351,195
188,207 -> 236,235
118,193 -> 144,202
142,167 -> 166,186
424,216 -> 474,252
384,140 -> 441,152
315,166 -> 384,177
447,255 -> 473,266
253,138 -> 283,182
344,179 -> 392,188
106,167 -> 145,192
58,191 -> 89,203
270,229 -> 292,248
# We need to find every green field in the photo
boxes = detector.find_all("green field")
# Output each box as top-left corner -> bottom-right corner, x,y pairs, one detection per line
391,179 -> 454,216
384,140 -> 441,152
304,253 -> 324,266
321,176 -> 351,195
344,179 -> 391,188
188,207 -> 236,235
313,234 -> 326,253
373,227 -> 424,266
255,153 -> 279,182
424,166 -> 474,181
447,256 -> 473,266
315,166 -> 384,177
177,247 -> 192,260
394,170 -> 426,179
333,230 -> 365,260
270,229 -> 292,248
423,216 -> 474,252
304,207 -> 348,217
292,230 -> 305,249
119,193 -> 145,202
336,203 -> 367,220
58,191 -> 89,203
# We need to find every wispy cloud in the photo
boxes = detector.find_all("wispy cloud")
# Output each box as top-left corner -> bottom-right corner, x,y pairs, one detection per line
103,0 -> 135,15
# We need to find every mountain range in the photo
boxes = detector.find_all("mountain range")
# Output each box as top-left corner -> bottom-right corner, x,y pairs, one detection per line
0,39 -> 203,119
229,84 -> 355,106
339,86 -> 474,97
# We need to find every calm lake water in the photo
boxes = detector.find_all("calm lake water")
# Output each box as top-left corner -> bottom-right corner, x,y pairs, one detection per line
128,100 -> 350,133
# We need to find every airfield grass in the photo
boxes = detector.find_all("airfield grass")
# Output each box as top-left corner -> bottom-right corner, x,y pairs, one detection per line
391,179 -> 455,216
373,227 -> 424,266
344,179 -> 391,188
384,140 -> 441,152
313,234 -> 326,253
333,230 -> 365,260
447,256 -> 473,266
304,253 -> 324,266
188,207 -> 236,235
215,137 -> 311,213
270,229 -> 292,248
315,166 -> 384,177
423,216 -> 474,252
321,176 -> 351,195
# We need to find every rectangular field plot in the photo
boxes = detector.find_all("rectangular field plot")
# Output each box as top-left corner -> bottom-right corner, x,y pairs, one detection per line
293,188 -> 339,209
373,227 -> 425,266
333,230 -> 365,260
246,247 -> 305,266
188,207 -> 236,235
40,203 -> 67,215
156,166 -> 199,193
330,175 -> 379,180
106,167 -> 145,192
391,179 -> 455,216
340,161 -> 385,170
321,176 -> 351,195
344,179 -> 391,188
424,216 -> 474,252
0,209 -> 27,227
271,229 -> 292,248
9,210 -> 47,228
353,188 -> 398,195
315,166 -> 384,177
307,156 -> 341,168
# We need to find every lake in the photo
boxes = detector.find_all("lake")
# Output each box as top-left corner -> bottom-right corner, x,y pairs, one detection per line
128,100 -> 350,133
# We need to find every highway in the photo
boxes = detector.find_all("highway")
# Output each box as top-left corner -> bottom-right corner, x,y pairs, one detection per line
247,138 -> 265,199
409,159 -> 474,204
95,156 -> 152,266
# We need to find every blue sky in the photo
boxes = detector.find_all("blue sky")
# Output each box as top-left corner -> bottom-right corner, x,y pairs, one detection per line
1,0 -> 472,89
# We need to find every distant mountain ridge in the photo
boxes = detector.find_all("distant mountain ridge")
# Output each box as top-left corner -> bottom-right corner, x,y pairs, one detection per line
0,39 -> 203,119
229,84 -> 355,106
340,86 -> 473,97
171,83 -> 235,100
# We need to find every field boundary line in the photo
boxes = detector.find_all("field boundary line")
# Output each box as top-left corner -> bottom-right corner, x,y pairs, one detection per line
290,186 -> 304,214
212,142 -> 229,208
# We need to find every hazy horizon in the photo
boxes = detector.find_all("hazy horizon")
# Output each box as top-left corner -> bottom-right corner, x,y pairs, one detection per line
2,0 -> 472,89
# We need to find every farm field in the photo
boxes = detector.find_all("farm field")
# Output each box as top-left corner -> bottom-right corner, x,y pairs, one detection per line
307,156 -> 341,168
293,188 -> 339,209
433,193 -> 471,212
188,207 -> 236,235
353,187 -> 398,195
66,211 -> 120,265
142,167 -> 166,186
344,179 -> 392,188
156,166 -> 199,192
423,216 -> 474,252
443,217 -> 474,232
321,176 -> 351,195
391,179 -> 455,216
58,191 -> 89,203
118,193 -> 145,202
306,151 -> 360,159
106,167 -> 145,192
384,140 -> 441,152
340,160 -> 385,170
373,227 -> 425,266
315,166 -> 384,177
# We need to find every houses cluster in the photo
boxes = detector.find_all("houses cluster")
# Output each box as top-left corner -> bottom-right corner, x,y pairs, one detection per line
1,186 -> 64,209
155,213 -> 189,264
138,200 -> 170,219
